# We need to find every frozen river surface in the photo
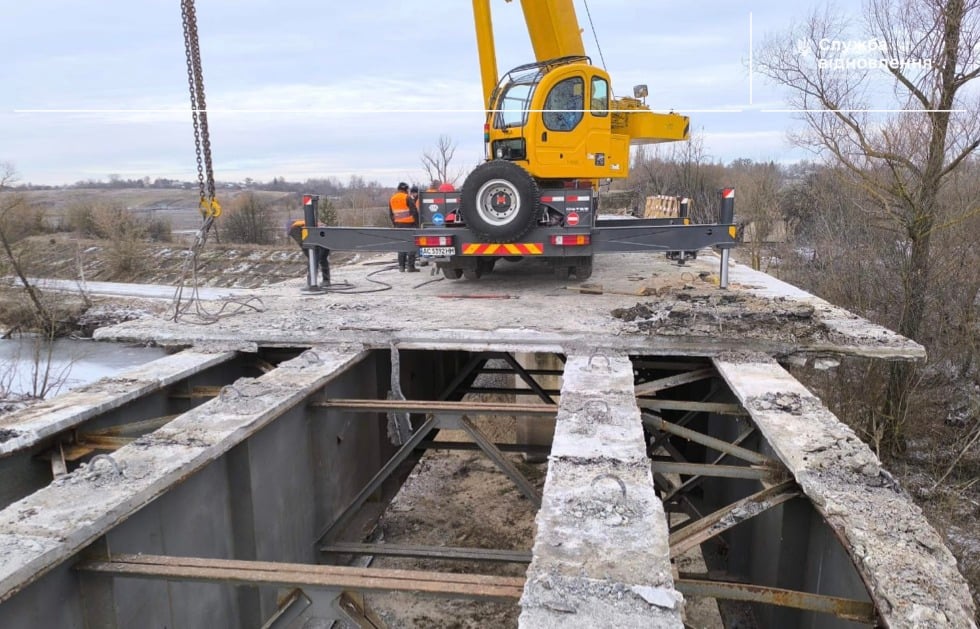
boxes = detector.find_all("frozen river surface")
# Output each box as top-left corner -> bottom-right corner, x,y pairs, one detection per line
0,337 -> 167,399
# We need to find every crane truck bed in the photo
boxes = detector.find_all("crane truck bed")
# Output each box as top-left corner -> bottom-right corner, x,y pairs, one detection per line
301,187 -> 737,282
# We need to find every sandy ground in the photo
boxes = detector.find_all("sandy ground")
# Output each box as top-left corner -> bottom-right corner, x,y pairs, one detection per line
364,446 -> 544,627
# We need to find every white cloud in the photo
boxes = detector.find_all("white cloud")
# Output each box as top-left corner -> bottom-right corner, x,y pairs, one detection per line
3,0 -> 822,186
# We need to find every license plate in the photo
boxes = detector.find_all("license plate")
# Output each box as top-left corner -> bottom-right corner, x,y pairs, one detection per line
419,246 -> 455,257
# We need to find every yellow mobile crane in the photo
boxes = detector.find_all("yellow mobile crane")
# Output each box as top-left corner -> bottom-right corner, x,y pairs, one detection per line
301,1 -> 737,282
473,0 -> 688,180
458,0 -> 691,244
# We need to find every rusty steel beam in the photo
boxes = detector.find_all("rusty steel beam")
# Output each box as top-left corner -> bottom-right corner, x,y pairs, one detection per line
416,440 -> 550,456
462,387 -> 562,397
75,554 -> 525,602
634,367 -> 717,396
76,435 -> 132,450
632,360 -> 711,371
320,542 -> 532,564
670,480 -> 800,557
479,368 -> 563,376
637,399 -> 747,415
168,385 -> 223,400
81,414 -> 179,439
336,591 -> 386,629
643,412 -> 773,466
651,461 -> 779,482
661,427 -> 757,503
500,352 -> 557,404
674,578 -> 876,624
459,416 -> 541,507
315,399 -> 557,416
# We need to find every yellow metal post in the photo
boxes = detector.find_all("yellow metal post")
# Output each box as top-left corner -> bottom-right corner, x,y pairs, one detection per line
472,0 -> 499,109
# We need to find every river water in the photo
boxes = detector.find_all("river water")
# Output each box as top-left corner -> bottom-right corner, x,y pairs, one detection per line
0,337 -> 167,399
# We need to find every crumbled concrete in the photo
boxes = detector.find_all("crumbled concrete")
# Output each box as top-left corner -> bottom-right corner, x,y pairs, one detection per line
92,252 -> 924,361
521,574 -> 684,628
0,347 -> 365,603
0,349 -> 237,457
520,354 -> 683,628
714,356 -> 978,628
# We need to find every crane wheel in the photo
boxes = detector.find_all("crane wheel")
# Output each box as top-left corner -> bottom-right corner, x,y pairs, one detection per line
573,257 -> 594,280
460,160 -> 540,243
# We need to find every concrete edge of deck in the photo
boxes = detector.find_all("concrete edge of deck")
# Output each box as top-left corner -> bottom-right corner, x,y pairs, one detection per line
95,326 -> 926,364
519,354 -> 684,628
0,347 -> 366,604
90,252 -> 926,363
0,349 -> 238,458
713,355 -> 978,628
723,256 -> 926,361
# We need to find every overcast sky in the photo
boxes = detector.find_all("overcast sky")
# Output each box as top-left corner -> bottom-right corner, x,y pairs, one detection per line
3,0 -> 850,186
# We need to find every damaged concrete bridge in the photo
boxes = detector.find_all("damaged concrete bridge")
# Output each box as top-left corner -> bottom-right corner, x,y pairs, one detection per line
0,252 -> 975,628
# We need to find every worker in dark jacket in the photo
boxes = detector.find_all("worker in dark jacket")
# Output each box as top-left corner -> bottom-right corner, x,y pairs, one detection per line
388,182 -> 419,272
288,219 -> 331,285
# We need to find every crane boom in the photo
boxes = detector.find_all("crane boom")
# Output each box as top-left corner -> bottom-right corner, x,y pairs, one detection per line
515,0 -> 585,62
472,0 -> 586,110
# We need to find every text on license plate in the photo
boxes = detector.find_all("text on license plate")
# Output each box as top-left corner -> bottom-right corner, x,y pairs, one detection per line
419,246 -> 455,256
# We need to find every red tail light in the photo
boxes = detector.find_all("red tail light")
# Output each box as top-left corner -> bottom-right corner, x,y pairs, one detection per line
550,235 -> 590,246
415,235 -> 455,246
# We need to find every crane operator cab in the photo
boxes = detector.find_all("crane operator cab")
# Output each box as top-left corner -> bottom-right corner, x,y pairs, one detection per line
488,56 -> 618,178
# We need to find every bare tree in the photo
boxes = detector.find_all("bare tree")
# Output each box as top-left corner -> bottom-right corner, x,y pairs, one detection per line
222,192 -> 276,245
0,163 -> 52,330
421,135 -> 462,186
758,0 -> 980,451
729,160 -> 783,271
629,133 -> 729,224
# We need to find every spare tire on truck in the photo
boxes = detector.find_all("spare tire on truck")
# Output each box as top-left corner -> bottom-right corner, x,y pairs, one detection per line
460,160 -> 540,243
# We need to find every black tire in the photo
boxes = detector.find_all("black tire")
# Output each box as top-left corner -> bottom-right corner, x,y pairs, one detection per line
461,161 -> 540,243
441,266 -> 463,280
573,257 -> 594,281
504,256 -> 523,263
554,265 -> 571,281
462,268 -> 483,281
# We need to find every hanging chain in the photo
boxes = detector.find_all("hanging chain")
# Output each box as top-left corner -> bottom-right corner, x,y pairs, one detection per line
171,0 -> 264,324
180,0 -> 220,219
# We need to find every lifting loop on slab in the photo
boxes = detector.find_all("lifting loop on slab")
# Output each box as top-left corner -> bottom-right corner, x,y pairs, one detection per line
87,454 -> 124,478
587,353 -> 611,371
591,473 -> 627,503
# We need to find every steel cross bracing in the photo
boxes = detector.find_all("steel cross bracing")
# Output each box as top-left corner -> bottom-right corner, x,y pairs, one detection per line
313,350 -> 560,548
632,357 -> 880,626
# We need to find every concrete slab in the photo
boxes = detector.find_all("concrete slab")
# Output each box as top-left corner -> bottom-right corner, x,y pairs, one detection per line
520,354 -> 683,628
0,347 -> 366,604
0,348 -> 237,457
714,355 -> 978,628
92,252 -> 924,361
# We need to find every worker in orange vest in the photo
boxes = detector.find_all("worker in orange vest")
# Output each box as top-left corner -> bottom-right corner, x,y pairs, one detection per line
288,219 -> 331,285
388,182 -> 419,272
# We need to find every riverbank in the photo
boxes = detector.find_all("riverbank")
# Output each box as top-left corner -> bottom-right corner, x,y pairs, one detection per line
0,233 -> 353,335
